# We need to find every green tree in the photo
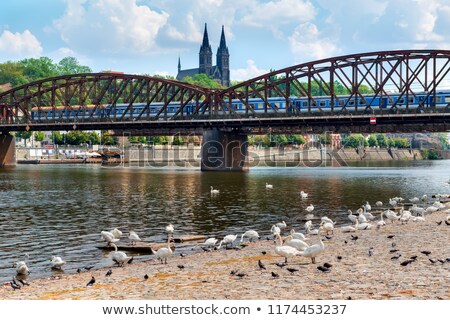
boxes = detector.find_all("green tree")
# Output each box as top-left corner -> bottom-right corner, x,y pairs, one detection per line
172,136 -> 185,145
52,131 -> 64,145
368,135 -> 378,147
57,57 -> 92,75
15,131 -> 33,146
0,61 -> 27,86
88,131 -> 101,145
318,134 -> 331,145
287,134 -> 306,145
34,131 -> 45,142
376,134 -> 388,148
184,74 -> 224,89
342,134 -> 367,148
21,57 -> 58,81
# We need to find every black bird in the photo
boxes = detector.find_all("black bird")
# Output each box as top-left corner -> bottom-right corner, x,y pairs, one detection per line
429,258 -> 437,264
271,271 -> 279,278
286,268 -> 299,274
258,260 -> 266,270
236,273 -> 247,279
16,278 -> 29,286
180,253 -> 186,258
325,235 -> 333,240
400,259 -> 414,266
127,257 -> 134,264
390,249 -> 399,253
84,266 -> 94,271
261,251 -> 267,255
336,256 -> 342,261
391,242 -> 397,247
177,265 -> 185,270
391,255 -> 402,260
230,269 -> 238,275
445,220 -> 450,226
438,259 -> 446,264
344,240 -> 348,244
346,296 -> 352,300
144,274 -> 149,280
10,281 -> 21,291
446,258 -> 450,262
436,221 -> 443,225
86,276 -> 95,286
317,265 -> 331,273
350,235 -> 358,241
76,268 -> 81,274
323,262 -> 333,268
368,247 -> 374,257
387,235 -> 395,239
410,255 -> 418,260
105,269 -> 112,277
275,262 -> 287,268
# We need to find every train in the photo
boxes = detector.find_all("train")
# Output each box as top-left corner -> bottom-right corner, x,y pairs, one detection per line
29,91 -> 450,121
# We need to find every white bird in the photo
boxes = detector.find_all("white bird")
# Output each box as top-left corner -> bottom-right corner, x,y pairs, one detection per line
299,228 -> 325,264
305,204 -> 314,212
275,221 -> 287,230
340,225 -> 356,233
128,231 -> 141,246
270,225 -> 281,237
283,235 -> 309,251
425,206 -> 439,213
399,208 -> 412,224
320,221 -> 334,235
240,230 -> 259,242
165,224 -> 174,235
377,212 -> 386,228
421,194 -> 428,202
355,220 -> 373,230
210,186 -> 220,195
153,238 -> 173,264
364,201 -> 372,211
299,191 -> 308,198
101,231 -> 120,245
389,198 -> 398,207
111,243 -> 132,266
305,213 -> 315,220
409,197 -> 419,204
265,182 -> 273,189
382,209 -> 400,223
347,210 -> 358,224
411,204 -> 425,215
305,220 -> 319,235
289,229 -> 307,240
321,216 -> 335,225
375,201 -> 383,207
110,228 -> 122,239
50,256 -> 66,270
356,209 -> 368,223
412,211 -> 425,222
217,234 -> 237,249
274,234 -> 303,263
194,237 -> 218,248
13,261 -> 29,275
432,201 -> 445,210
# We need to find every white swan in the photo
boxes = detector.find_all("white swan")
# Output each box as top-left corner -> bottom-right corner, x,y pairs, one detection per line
217,234 -> 237,249
355,219 -> 373,230
382,209 -> 400,223
364,201 -> 372,211
274,234 -> 303,263
389,198 -> 398,207
347,210 -> 358,224
300,228 -> 325,264
194,237 -> 218,248
283,235 -> 309,251
300,191 -> 308,198
305,221 -> 319,235
165,224 -> 174,235
356,209 -> 368,223
375,201 -> 383,207
50,256 -> 66,269
412,211 -> 425,222
289,229 -> 307,240
210,186 -> 220,194
399,208 -> 412,224
306,204 -> 314,212
13,261 -> 29,275
270,225 -> 281,237
421,194 -> 427,202
128,231 -> 141,246
153,238 -> 173,264
265,182 -> 273,189
409,197 -> 419,204
110,228 -> 122,239
101,231 -> 120,245
340,225 -> 356,233
240,230 -> 259,242
111,243 -> 132,266
425,206 -> 439,213
377,212 -> 386,228
275,221 -> 287,230
321,216 -> 335,225
320,221 -> 334,235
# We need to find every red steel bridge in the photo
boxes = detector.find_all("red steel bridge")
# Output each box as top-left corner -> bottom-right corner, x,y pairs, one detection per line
1,49 -> 450,170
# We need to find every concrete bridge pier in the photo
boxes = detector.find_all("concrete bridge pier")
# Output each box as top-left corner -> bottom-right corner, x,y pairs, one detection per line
0,133 -> 16,167
201,129 -> 249,172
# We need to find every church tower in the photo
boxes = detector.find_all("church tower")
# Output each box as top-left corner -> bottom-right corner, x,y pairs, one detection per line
216,25 -> 230,87
199,23 -> 212,76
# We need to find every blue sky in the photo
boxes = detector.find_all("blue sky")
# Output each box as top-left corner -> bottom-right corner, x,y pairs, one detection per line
1,0 -> 450,80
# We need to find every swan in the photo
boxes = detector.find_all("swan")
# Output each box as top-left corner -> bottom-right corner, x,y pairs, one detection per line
382,209 -> 400,223
389,198 -> 398,207
110,228 -> 122,239
266,182 -> 273,189
347,210 -> 358,224
399,208 -> 412,224
375,201 -> 383,207
194,237 -> 218,248
152,238 -> 173,264
165,224 -> 174,235
421,194 -> 427,202
289,229 -> 307,240
50,256 -> 66,270
356,209 -> 368,223
305,221 -> 319,235
412,211 -> 425,222
300,227 -> 325,263
321,216 -> 335,225
425,206 -> 439,213
101,231 -> 120,245
409,197 -> 419,204
270,225 -> 281,237
210,186 -> 220,194
320,221 -> 334,235
355,219 -> 373,230
340,225 -> 356,233
283,235 -> 309,251
432,201 -> 445,210
128,231 -> 141,246
306,204 -> 314,212
110,243 -> 132,266
13,261 -> 29,275
240,230 -> 260,242
275,221 -> 287,230
274,234 -> 303,263
305,213 -> 315,220
364,201 -> 372,211
411,204 -> 425,215
217,234 -> 237,249
377,212 -> 386,228
300,191 -> 308,198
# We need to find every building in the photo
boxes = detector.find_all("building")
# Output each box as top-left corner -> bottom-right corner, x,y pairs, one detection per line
176,23 -> 230,87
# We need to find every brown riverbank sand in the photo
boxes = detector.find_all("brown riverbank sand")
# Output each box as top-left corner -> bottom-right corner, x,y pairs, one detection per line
1,211 -> 449,300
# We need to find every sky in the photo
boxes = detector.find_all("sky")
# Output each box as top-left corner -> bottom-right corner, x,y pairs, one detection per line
1,0 -> 450,81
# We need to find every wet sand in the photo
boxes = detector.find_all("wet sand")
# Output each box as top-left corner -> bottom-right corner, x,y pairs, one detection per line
1,211 -> 449,300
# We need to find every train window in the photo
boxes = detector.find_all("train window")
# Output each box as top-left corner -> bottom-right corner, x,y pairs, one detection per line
418,96 -> 426,102
302,101 -> 308,107
445,96 -> 450,103
150,107 -> 156,113
359,99 -> 365,105
398,98 -> 405,104
408,97 -> 414,103
348,100 -> 355,106
319,101 -> 326,107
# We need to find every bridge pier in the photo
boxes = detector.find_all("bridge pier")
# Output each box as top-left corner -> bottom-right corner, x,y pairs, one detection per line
0,133 -> 16,167
201,129 -> 249,172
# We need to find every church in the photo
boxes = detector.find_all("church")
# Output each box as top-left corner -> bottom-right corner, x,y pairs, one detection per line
176,24 -> 230,87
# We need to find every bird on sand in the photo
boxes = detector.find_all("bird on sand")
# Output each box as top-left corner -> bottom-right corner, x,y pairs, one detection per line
271,271 -> 279,278
317,265 -> 331,273
105,269 -> 112,277
86,276 -> 95,286
144,274 -> 149,280
286,267 -> 299,274
258,260 -> 266,270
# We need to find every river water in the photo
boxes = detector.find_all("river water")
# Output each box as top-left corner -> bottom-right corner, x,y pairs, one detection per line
0,160 -> 449,282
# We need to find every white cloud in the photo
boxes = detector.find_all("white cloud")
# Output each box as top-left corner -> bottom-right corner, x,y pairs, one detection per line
231,60 -> 269,81
53,0 -> 169,55
0,29 -> 43,58
166,13 -> 203,43
288,23 -> 339,62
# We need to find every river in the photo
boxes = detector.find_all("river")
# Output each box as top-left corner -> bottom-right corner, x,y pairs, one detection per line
0,160 -> 449,282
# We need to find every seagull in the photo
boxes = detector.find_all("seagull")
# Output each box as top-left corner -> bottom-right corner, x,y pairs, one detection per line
258,260 -> 266,270
86,276 -> 95,286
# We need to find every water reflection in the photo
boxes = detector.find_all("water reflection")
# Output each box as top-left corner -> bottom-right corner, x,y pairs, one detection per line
0,161 -> 449,281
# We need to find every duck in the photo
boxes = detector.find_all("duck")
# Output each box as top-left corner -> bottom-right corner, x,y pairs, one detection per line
111,243 -> 132,266
283,235 -> 309,251
274,234 -> 303,263
265,182 -> 273,189
240,230 -> 260,243
217,234 -> 237,249
165,224 -> 174,235
110,228 -> 123,239
101,231 -> 120,245
210,186 -> 220,195
300,191 -> 308,198
13,261 -> 29,275
299,227 -> 325,264
128,231 -> 141,246
153,238 -> 174,264
306,204 -> 314,212
50,256 -> 66,270
289,229 -> 307,240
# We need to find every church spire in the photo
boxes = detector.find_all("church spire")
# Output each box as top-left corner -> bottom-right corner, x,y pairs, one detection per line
178,56 -> 181,72
199,23 -> 212,76
219,25 -> 227,50
201,23 -> 210,49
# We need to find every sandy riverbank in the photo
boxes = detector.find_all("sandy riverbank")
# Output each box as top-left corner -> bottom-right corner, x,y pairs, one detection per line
1,211 -> 449,300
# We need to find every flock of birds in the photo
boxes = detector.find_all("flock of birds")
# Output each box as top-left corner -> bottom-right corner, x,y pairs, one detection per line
4,184 -> 450,291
